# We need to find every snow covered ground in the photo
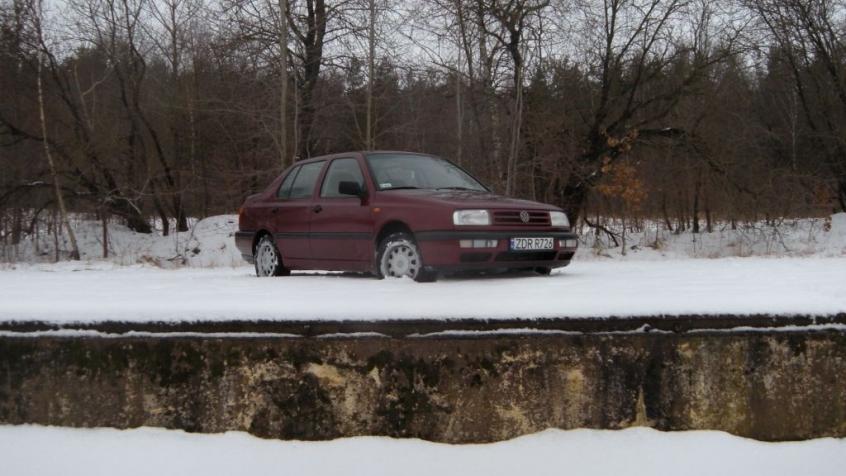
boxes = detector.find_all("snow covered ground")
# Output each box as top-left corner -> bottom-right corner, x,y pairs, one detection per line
0,213 -> 844,323
0,257 -> 845,322
1,425 -> 844,476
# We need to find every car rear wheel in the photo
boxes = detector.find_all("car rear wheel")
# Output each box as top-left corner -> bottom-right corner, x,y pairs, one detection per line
254,235 -> 290,277
377,232 -> 437,282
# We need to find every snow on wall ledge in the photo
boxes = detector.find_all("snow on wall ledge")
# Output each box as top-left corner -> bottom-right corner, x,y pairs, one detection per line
2,329 -> 845,443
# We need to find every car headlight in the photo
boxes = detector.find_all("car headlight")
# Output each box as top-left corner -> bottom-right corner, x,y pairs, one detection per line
550,211 -> 569,228
453,209 -> 490,226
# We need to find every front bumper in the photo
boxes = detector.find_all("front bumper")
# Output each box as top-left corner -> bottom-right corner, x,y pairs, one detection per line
235,231 -> 256,264
415,230 -> 578,271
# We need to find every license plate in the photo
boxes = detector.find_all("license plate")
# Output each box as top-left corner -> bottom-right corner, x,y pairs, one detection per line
510,237 -> 554,251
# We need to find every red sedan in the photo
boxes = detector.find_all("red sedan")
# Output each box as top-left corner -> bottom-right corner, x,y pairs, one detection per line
235,151 -> 578,282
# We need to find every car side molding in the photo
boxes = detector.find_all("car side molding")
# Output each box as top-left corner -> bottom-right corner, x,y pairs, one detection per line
274,231 -> 372,240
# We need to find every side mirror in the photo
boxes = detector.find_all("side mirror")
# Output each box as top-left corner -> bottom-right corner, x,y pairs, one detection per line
338,181 -> 365,197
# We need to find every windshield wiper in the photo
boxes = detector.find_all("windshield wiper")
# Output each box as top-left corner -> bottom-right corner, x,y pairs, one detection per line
381,186 -> 421,190
436,186 -> 478,191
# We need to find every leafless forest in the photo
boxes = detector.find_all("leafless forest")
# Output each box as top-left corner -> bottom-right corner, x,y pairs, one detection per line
2,0 -> 846,250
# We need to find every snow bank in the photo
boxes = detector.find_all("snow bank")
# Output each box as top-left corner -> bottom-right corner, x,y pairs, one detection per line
2,258 -> 844,322
1,215 -> 243,268
1,425 -> 843,476
578,213 -> 846,260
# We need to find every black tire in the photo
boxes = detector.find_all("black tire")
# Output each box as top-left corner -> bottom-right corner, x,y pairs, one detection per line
254,234 -> 290,277
376,232 -> 438,283
534,266 -> 553,276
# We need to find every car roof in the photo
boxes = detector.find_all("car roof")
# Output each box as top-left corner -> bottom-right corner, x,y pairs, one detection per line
294,151 -> 436,165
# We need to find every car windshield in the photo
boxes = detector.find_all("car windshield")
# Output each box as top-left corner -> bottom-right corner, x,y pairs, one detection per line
366,154 -> 487,192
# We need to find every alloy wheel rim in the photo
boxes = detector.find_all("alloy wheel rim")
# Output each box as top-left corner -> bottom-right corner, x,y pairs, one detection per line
383,243 -> 420,278
257,241 -> 278,276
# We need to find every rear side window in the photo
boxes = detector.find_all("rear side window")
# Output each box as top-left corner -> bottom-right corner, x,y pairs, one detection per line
276,166 -> 300,199
288,161 -> 325,199
321,158 -> 365,198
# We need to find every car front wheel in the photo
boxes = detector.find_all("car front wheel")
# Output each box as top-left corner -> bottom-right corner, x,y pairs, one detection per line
254,235 -> 290,277
377,232 -> 437,282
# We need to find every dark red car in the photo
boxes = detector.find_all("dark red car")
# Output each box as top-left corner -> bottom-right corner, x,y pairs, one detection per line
236,151 -> 578,282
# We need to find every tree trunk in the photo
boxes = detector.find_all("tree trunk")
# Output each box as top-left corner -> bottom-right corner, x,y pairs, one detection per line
475,1 -> 499,186
692,171 -> 701,234
295,0 -> 326,159
278,0 -> 289,166
621,214 -> 627,256
52,209 -> 59,262
11,207 -> 22,245
151,180 -> 170,236
560,175 -> 588,225
705,196 -> 712,233
504,31 -> 523,196
35,0 -> 79,261
297,88 -> 317,159
455,55 -> 463,166
174,196 -> 188,232
102,210 -> 108,259
505,73 -> 523,196
839,180 -> 846,213
366,0 -> 375,150
661,192 -> 673,231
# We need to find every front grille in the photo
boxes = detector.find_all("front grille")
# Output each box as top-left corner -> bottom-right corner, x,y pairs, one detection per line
492,210 -> 550,226
494,251 -> 558,262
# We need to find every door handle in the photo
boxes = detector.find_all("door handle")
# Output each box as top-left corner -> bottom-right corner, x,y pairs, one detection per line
312,205 -> 323,213
271,207 -> 279,214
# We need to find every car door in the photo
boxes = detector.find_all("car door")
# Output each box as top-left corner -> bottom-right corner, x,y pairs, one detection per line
309,157 -> 374,264
270,161 -> 325,261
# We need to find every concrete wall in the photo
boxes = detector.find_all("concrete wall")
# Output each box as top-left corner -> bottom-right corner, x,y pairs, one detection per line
2,330 -> 845,442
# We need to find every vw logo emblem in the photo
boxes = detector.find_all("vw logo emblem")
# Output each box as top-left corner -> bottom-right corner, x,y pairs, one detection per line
519,210 -> 530,223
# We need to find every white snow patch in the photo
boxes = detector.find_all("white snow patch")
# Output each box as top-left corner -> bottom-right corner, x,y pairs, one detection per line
407,325 -> 675,338
578,213 -> 846,260
1,257 -> 845,322
1,215 -> 243,268
0,425 -> 844,476
316,332 -> 391,339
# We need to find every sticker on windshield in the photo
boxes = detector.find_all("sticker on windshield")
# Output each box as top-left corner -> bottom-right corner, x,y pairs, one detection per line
380,183 -> 392,188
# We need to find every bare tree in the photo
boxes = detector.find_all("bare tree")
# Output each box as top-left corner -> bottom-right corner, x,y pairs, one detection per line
551,0 -> 736,222
480,0 -> 549,195
0,0 -> 154,233
277,0 -> 290,165
365,0 -> 376,150
148,0 -> 205,227
31,0 -> 80,259
745,0 -> 846,211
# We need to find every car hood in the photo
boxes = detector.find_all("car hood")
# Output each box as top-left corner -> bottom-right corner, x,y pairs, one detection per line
384,189 -> 561,211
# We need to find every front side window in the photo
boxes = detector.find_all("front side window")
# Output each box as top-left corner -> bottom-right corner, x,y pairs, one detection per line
276,166 -> 300,199
289,161 -> 325,199
321,158 -> 365,198
365,153 -> 487,192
